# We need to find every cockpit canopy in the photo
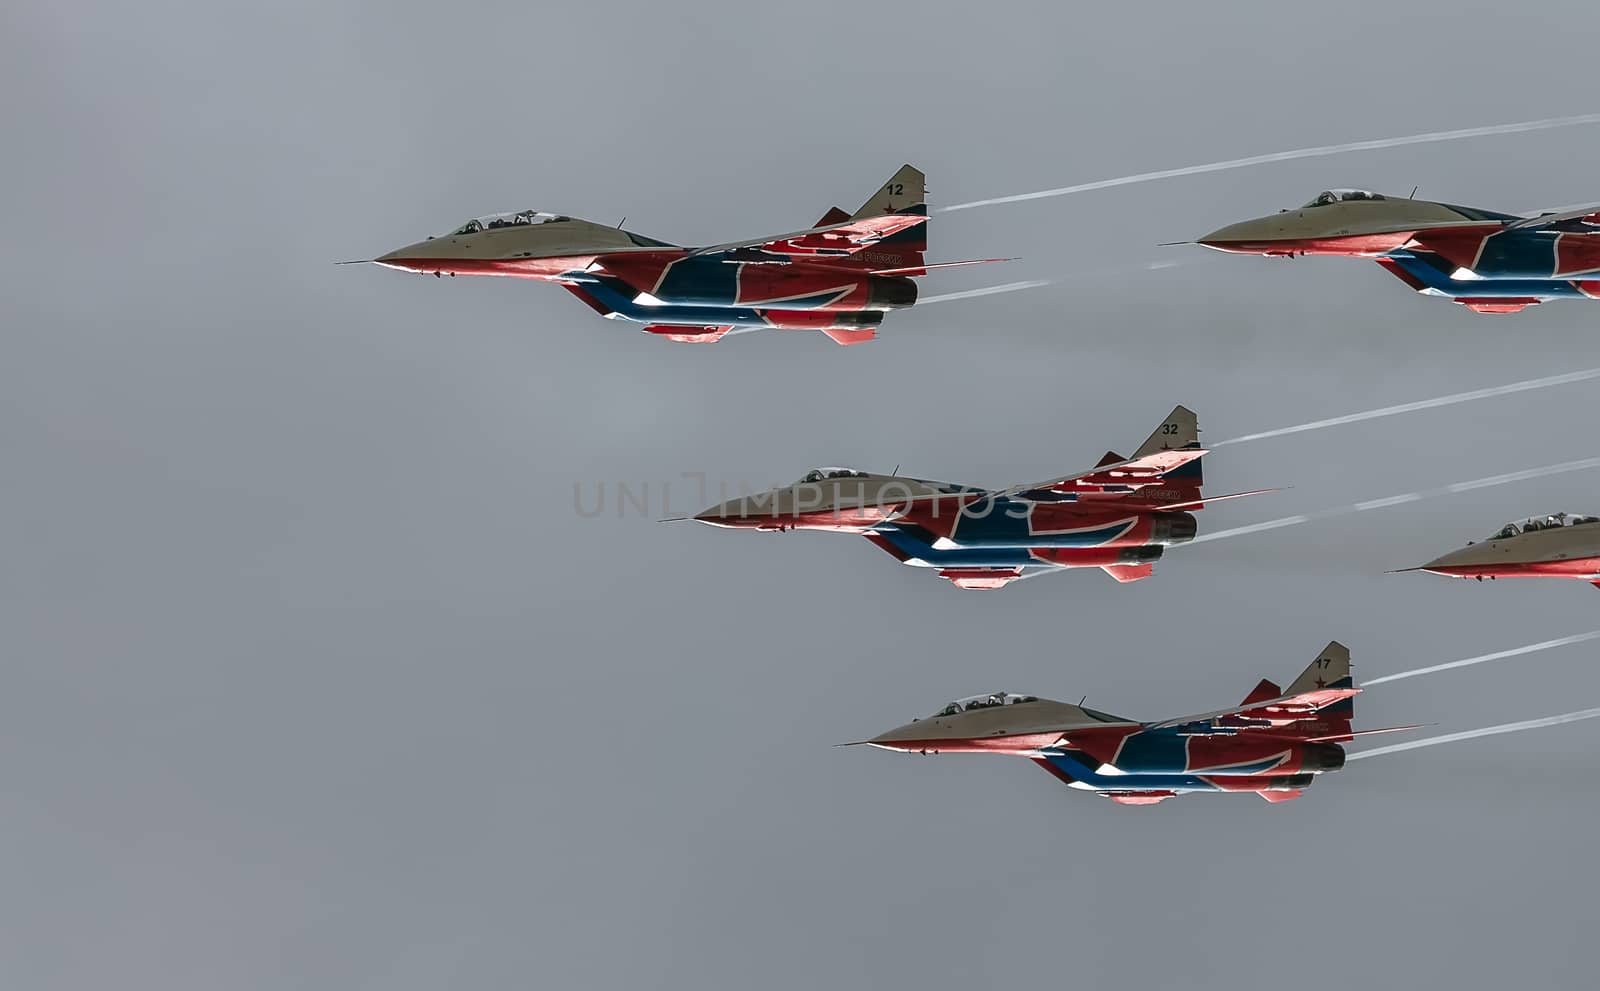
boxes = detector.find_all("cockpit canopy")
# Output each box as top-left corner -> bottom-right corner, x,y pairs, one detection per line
796,467 -> 870,485
1302,189 -> 1387,208
448,211 -> 570,236
930,692 -> 1041,717
1489,512 -> 1600,540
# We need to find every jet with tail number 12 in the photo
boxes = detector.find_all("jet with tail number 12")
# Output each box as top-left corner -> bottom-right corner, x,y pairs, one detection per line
687,406 -> 1276,590
354,165 -> 1006,346
851,642 -> 1419,805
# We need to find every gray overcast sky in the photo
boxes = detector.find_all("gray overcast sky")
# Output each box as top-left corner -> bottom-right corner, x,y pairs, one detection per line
7,2 -> 1600,988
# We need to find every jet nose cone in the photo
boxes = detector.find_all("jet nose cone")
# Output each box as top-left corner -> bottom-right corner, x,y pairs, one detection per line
1414,545 -> 1483,577
862,722 -> 926,751
373,241 -> 434,272
1197,219 -> 1270,250
693,500 -> 751,527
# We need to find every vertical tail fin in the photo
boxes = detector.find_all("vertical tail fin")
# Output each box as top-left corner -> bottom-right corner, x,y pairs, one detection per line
849,165 -> 927,271
1241,679 -> 1282,706
1133,405 -> 1204,492
1133,405 -> 1199,458
852,165 -> 926,219
1286,641 -> 1352,696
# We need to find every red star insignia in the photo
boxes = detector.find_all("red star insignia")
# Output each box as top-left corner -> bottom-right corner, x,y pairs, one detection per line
1314,677 -> 1326,689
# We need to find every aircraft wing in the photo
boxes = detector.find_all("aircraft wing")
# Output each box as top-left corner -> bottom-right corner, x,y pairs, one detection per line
1006,447 -> 1207,499
688,212 -> 929,258
1146,686 -> 1360,730
1503,204 -> 1600,231
1003,405 -> 1205,499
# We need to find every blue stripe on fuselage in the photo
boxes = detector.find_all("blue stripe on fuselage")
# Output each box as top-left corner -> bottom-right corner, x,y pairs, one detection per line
1381,250 -> 1586,300
951,509 -> 1135,548
568,274 -> 848,329
1040,749 -> 1295,794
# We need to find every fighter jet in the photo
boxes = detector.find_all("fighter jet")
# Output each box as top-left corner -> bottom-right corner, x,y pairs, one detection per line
1197,190 -> 1600,313
357,165 -> 1005,345
853,642 -> 1416,805
1398,512 -> 1600,588
689,406 -> 1274,589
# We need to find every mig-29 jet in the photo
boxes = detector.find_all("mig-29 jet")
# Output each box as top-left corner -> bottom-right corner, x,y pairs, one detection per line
852,642 -> 1417,805
1396,511 -> 1600,589
689,405 -> 1274,589
358,165 -> 1005,345
1198,190 -> 1600,313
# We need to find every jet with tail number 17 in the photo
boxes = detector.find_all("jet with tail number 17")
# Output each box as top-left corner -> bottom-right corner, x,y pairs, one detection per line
852,642 -> 1418,805
687,406 -> 1276,590
354,165 -> 1006,346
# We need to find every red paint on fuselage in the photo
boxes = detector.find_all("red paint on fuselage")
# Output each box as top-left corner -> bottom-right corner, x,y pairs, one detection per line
869,731 -> 1070,755
1202,232 -> 1423,257
1425,558 -> 1600,580
1555,234 -> 1600,277
377,254 -> 632,279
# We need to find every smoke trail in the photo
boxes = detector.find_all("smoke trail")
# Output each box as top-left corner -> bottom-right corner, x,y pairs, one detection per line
1213,367 -> 1600,447
1189,456 -> 1600,544
918,279 -> 1053,305
1364,631 -> 1600,686
944,114 -> 1600,212
1347,707 -> 1600,761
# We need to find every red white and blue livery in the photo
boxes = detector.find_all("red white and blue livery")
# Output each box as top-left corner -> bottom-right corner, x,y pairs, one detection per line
855,642 -> 1418,805
360,165 -> 1005,345
689,405 -> 1275,589
1199,190 -> 1600,313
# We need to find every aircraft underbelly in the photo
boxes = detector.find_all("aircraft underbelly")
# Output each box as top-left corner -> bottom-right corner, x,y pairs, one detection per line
1428,557 -> 1600,579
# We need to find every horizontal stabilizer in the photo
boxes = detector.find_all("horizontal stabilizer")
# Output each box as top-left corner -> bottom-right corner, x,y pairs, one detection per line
1149,487 -> 1281,512
1304,724 -> 1425,744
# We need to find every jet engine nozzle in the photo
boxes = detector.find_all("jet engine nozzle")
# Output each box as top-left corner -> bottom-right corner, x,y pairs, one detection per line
866,276 -> 919,310
1152,511 -> 1198,546
1301,742 -> 1346,773
831,311 -> 884,328
1117,545 -> 1165,565
1270,773 -> 1317,790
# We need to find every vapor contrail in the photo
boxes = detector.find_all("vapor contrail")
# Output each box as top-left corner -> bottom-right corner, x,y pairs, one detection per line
918,279 -> 1053,305
1213,367 -> 1600,447
1190,456 -> 1600,544
1347,707 -> 1600,761
1364,630 -> 1600,686
943,113 -> 1600,212
917,258 -> 1191,306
